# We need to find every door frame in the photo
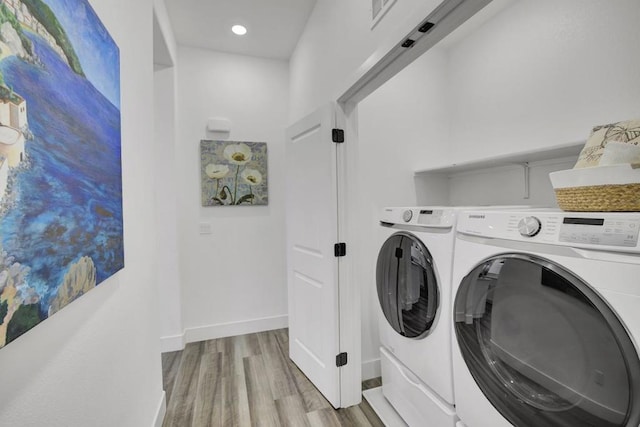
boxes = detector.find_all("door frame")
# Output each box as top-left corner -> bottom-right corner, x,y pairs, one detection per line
334,101 -> 361,407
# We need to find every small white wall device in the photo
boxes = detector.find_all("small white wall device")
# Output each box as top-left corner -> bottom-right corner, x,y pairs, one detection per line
207,117 -> 232,133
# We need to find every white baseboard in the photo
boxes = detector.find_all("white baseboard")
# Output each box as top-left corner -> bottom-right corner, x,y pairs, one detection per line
153,391 -> 166,427
160,333 -> 185,353
362,357 -> 381,380
184,314 -> 288,344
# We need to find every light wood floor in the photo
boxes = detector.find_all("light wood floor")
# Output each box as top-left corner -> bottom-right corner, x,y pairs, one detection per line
161,328 -> 384,427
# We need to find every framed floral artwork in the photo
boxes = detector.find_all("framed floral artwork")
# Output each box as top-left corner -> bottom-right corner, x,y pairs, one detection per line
200,140 -> 268,206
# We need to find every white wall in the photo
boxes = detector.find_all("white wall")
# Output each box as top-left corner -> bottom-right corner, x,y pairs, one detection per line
176,47 -> 289,341
154,66 -> 183,351
0,0 -> 165,426
289,0 -> 443,124
447,0 -> 640,163
416,0 -> 640,204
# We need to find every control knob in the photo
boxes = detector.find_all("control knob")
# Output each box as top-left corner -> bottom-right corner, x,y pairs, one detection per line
402,210 -> 413,222
518,216 -> 542,237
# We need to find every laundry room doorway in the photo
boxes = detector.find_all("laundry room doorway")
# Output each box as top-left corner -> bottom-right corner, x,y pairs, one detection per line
285,0 -> 495,410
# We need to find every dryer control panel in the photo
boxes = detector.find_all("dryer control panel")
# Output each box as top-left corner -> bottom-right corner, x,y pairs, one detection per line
380,207 -> 456,229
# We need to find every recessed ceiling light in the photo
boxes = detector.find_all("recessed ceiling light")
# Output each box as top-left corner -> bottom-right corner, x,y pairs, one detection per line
232,25 -> 247,36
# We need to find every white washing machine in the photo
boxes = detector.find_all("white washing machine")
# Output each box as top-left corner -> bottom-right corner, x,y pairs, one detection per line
375,206 -> 482,427
451,209 -> 640,427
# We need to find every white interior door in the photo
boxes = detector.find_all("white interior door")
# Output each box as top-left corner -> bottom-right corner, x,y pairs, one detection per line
285,104 -> 342,408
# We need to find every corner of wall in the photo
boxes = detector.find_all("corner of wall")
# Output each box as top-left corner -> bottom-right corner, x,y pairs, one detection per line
153,0 -> 178,65
362,357 -> 381,381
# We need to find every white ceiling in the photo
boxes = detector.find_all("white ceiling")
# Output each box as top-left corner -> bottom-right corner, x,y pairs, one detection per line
164,0 -> 318,60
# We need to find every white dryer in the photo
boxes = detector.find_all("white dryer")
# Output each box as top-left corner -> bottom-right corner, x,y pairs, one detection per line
451,209 -> 640,427
375,206 -> 469,427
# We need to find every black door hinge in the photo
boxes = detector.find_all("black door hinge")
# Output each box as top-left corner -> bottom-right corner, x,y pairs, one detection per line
336,352 -> 348,367
332,128 -> 344,143
334,243 -> 346,257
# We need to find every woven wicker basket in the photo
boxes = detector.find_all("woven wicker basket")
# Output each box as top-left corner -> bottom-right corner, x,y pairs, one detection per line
550,165 -> 640,212
554,183 -> 640,212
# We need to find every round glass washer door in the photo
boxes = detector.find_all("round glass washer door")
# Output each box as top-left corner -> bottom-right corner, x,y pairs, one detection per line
376,231 -> 439,339
454,253 -> 640,427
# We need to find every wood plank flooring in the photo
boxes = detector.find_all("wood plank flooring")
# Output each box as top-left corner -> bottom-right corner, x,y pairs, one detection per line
162,328 -> 384,427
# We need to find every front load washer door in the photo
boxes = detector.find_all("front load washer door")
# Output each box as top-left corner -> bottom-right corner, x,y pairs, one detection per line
454,253 -> 640,427
376,231 -> 439,339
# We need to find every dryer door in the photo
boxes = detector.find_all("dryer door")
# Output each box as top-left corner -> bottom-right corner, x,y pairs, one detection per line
376,231 -> 439,339
454,253 -> 640,427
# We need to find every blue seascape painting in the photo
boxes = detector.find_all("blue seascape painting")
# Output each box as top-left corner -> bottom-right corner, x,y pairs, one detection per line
0,0 -> 121,348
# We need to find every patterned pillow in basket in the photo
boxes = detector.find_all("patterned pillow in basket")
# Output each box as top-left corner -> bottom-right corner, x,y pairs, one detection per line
574,118 -> 640,168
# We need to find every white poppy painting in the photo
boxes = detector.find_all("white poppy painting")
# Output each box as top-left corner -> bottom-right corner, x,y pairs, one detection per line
200,140 -> 268,206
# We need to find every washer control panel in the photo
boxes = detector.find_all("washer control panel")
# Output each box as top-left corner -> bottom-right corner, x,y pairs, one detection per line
458,210 -> 640,252
559,217 -> 639,247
